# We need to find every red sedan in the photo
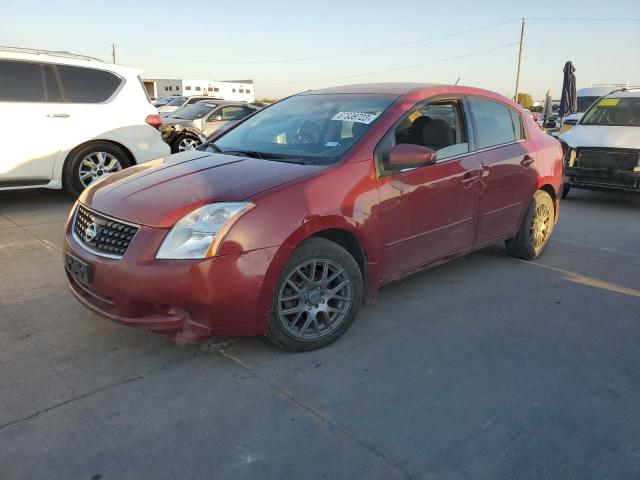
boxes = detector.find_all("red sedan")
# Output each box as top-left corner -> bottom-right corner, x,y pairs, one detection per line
63,83 -> 563,351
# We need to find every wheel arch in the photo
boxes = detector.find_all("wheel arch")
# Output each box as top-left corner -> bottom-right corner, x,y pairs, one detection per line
538,183 -> 558,220
64,139 -> 137,168
256,216 -> 374,332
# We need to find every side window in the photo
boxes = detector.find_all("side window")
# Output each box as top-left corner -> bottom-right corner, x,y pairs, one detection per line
509,108 -> 525,140
393,99 -> 469,160
0,60 -> 45,102
57,65 -> 121,103
43,65 -> 64,102
219,106 -> 247,120
468,97 -> 516,149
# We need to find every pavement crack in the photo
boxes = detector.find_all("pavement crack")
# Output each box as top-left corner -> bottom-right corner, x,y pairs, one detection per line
214,347 -> 416,479
0,356 -> 192,432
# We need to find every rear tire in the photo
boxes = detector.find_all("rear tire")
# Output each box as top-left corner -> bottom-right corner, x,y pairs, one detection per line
267,237 -> 363,352
561,184 -> 571,198
171,134 -> 201,153
506,190 -> 555,260
63,141 -> 131,198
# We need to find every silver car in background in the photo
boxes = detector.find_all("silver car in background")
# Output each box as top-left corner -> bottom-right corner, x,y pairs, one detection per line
157,95 -> 223,116
161,100 -> 258,152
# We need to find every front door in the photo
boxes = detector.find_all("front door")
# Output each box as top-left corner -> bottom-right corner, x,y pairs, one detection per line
376,97 -> 482,280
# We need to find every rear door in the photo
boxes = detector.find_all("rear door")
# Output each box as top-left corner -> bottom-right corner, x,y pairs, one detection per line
0,60 -> 67,185
376,96 -> 482,279
466,96 -> 537,246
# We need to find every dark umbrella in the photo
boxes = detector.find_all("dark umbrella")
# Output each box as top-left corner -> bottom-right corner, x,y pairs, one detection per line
558,61 -> 577,118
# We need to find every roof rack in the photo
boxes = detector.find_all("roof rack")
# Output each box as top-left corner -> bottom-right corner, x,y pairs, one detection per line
607,86 -> 640,94
0,45 -> 104,63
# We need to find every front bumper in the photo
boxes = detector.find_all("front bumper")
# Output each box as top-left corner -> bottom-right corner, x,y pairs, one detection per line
565,168 -> 640,192
63,218 -> 281,344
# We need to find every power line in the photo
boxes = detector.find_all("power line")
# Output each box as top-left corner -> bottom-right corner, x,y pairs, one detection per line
123,19 -> 520,65
527,17 -> 640,21
261,42 -> 519,85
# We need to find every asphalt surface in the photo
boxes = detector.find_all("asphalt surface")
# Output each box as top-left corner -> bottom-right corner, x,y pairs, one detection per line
1,187 -> 639,480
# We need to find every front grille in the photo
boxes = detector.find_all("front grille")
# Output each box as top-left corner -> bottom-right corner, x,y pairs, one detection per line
576,148 -> 639,172
73,204 -> 139,258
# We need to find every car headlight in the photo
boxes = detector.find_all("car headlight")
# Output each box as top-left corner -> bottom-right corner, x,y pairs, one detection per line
156,202 -> 254,259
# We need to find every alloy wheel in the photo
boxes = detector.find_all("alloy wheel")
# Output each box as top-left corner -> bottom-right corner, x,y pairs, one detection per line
277,259 -> 353,340
530,203 -> 552,249
178,137 -> 200,151
78,152 -> 122,187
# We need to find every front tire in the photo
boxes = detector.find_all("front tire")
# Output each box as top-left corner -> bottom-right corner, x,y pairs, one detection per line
63,141 -> 130,197
561,184 -> 571,198
267,237 -> 363,352
506,190 -> 555,260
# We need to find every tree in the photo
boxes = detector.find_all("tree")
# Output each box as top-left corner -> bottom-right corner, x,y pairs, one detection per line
516,93 -> 533,109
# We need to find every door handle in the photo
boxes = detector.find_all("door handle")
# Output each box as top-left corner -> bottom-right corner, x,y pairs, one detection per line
521,155 -> 535,167
460,170 -> 480,187
46,113 -> 70,118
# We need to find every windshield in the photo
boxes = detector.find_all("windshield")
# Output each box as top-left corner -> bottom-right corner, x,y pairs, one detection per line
576,96 -> 601,113
166,96 -> 188,107
212,93 -> 397,164
168,103 -> 216,120
581,97 -> 640,127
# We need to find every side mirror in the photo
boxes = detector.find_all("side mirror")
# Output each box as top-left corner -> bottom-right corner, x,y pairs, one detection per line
385,144 -> 436,170
209,115 -> 223,122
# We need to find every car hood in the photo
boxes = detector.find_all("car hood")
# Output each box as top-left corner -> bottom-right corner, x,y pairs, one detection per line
560,125 -> 640,149
80,150 -> 327,228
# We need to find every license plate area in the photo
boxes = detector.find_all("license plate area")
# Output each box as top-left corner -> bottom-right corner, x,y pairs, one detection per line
65,253 -> 93,285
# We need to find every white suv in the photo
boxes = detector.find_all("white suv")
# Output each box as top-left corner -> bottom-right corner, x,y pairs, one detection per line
0,47 -> 170,196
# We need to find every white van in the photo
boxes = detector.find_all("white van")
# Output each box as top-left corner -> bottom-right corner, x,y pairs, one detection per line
0,47 -> 170,196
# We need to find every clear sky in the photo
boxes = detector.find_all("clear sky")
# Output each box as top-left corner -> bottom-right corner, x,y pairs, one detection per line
1,0 -> 638,100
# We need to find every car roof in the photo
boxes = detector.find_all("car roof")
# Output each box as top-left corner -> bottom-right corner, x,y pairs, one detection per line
195,99 -> 245,104
303,83 -> 442,95
0,48 -> 143,77
298,83 -> 519,109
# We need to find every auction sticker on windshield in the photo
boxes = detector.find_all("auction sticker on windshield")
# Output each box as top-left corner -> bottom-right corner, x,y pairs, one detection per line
331,112 -> 379,124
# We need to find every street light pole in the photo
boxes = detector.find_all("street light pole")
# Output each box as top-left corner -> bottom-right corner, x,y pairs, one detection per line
514,18 -> 525,102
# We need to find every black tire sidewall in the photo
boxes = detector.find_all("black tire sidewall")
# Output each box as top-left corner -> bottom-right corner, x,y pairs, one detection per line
63,142 -> 130,197
267,237 -> 363,351
507,190 -> 555,260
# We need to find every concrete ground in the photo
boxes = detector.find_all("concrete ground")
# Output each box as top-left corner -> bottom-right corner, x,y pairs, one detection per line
1,187 -> 639,480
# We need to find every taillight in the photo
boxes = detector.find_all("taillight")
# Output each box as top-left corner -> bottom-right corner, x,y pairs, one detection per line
145,114 -> 162,130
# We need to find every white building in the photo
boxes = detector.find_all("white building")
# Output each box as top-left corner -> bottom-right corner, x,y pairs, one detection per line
143,78 -> 255,102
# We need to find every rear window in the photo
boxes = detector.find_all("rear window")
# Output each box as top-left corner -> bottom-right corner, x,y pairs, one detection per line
57,65 -> 122,103
168,103 -> 215,120
468,97 -> 517,149
166,96 -> 187,106
0,60 -> 45,102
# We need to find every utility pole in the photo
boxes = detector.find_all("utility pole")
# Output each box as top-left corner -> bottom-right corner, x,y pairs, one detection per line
514,18 -> 525,102
111,43 -> 116,64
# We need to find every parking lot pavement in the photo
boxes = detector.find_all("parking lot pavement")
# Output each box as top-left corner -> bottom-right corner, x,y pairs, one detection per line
1,188 -> 639,480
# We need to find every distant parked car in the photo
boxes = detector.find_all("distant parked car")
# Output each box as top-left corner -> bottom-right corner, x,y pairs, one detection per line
156,95 -> 223,116
560,89 -> 640,197
63,83 -> 563,351
161,101 -> 258,152
0,46 -> 169,197
153,96 -> 178,108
